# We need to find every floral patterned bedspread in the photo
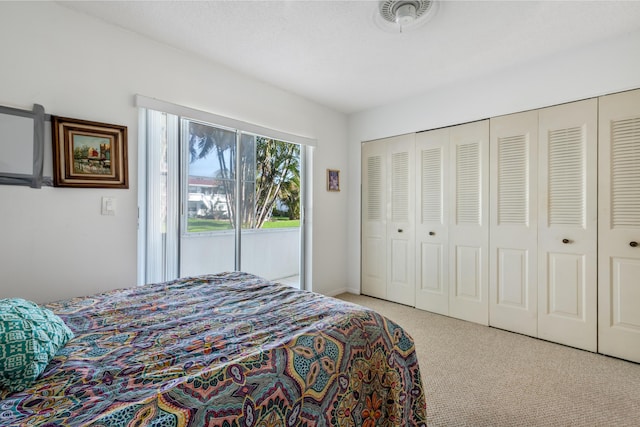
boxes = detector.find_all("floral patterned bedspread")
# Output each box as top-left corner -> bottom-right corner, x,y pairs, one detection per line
1,272 -> 427,426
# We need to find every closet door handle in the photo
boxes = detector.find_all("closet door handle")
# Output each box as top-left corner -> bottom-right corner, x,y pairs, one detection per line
631,241 -> 638,248
398,229 -> 403,233
429,231 -> 435,236
562,238 -> 571,244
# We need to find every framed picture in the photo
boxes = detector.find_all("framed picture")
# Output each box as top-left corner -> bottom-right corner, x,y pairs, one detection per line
52,116 -> 128,188
327,168 -> 340,192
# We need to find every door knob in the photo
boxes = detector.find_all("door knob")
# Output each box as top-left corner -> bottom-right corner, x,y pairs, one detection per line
562,238 -> 571,244
398,229 -> 403,233
429,231 -> 435,236
631,241 -> 638,248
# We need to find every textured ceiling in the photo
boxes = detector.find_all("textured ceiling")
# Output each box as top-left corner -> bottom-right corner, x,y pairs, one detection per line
59,1 -> 640,114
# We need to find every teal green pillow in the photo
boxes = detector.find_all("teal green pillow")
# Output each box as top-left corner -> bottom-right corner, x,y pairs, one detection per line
0,298 -> 74,393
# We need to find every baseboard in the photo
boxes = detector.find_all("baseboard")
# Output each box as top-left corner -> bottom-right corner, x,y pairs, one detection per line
334,287 -> 360,297
324,286 -> 349,297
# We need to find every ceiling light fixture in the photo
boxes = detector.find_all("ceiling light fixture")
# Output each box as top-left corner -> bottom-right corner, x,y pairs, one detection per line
395,3 -> 417,27
375,0 -> 437,33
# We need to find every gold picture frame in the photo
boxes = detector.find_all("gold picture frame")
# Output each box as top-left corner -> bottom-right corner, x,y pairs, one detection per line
52,116 -> 128,188
327,168 -> 340,192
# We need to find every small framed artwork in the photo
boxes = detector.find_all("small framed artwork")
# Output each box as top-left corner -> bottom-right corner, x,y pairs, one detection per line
327,168 -> 340,192
52,116 -> 128,188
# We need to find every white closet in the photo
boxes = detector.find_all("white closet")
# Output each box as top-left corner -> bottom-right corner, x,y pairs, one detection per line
414,127 -> 450,316
537,99 -> 598,352
362,133 -> 415,306
361,89 -> 640,362
488,99 -> 598,352
488,110 -> 539,337
414,121 -> 489,325
362,137 -> 388,300
598,89 -> 640,364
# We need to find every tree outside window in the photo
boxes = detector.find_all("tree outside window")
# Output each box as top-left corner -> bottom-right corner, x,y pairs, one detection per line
187,121 -> 300,232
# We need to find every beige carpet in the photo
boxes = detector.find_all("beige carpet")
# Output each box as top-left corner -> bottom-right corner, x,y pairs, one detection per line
336,293 -> 640,427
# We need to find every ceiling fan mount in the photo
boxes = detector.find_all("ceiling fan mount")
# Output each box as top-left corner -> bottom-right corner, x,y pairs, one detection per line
375,0 -> 438,33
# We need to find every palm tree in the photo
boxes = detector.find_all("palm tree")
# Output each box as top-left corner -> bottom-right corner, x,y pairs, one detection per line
189,123 -> 300,229
254,137 -> 300,228
279,175 -> 300,220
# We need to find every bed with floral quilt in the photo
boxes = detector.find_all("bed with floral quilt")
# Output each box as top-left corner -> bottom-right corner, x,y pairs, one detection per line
1,271 -> 427,426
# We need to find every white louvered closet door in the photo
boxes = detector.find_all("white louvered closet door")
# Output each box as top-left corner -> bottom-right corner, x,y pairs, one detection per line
489,111 -> 538,337
386,134 -> 416,306
538,99 -> 597,352
361,138 -> 388,299
449,120 -> 490,325
415,128 -> 450,315
598,89 -> 640,363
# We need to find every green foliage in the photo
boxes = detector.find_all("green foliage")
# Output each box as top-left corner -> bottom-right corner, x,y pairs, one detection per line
73,145 -> 89,159
187,217 -> 299,232
261,218 -> 300,229
254,137 -> 300,228
189,122 -> 301,230
187,219 -> 233,233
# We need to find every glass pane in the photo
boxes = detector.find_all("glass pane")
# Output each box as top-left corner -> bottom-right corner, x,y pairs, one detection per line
181,119 -> 235,277
188,121 -> 236,178
255,137 -> 301,230
240,132 -> 256,182
241,181 -> 256,229
186,120 -> 235,232
240,133 -> 256,229
242,137 -> 301,288
187,179 -> 235,231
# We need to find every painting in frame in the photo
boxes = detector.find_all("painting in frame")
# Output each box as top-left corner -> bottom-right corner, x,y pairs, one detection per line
327,168 -> 340,192
52,116 -> 128,188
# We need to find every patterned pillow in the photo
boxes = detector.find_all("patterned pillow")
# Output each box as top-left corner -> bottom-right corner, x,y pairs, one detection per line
0,298 -> 74,393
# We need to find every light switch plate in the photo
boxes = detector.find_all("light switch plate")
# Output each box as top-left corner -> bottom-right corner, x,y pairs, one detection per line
101,197 -> 116,216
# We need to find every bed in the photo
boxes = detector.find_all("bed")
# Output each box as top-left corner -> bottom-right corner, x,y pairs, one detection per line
1,271 -> 427,426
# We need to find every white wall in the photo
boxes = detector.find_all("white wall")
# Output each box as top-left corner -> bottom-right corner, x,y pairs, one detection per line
0,2 -> 349,302
347,30 -> 640,294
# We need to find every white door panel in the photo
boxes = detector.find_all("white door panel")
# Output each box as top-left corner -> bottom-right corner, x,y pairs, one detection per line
387,134 -> 415,306
598,88 -> 640,363
489,111 -> 538,336
546,252 -> 585,319
454,245 -> 482,300
415,128 -> 449,314
364,236 -> 385,279
419,242 -> 444,291
390,237 -> 409,282
449,120 -> 490,325
361,139 -> 387,299
611,257 -> 640,328
538,98 -> 597,352
497,248 -> 529,307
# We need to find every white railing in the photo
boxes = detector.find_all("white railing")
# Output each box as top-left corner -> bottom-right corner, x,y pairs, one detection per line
180,228 -> 300,282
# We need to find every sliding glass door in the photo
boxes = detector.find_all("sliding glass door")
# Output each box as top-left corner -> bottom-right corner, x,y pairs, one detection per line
139,109 -> 304,288
180,120 -> 237,274
238,133 -> 302,286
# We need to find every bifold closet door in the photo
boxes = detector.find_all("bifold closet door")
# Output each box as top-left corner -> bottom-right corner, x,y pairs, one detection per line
415,128 -> 450,315
361,138 -> 387,299
537,98 -> 597,352
448,120 -> 490,325
489,111 -> 538,337
361,134 -> 415,305
386,134 -> 416,306
598,89 -> 640,363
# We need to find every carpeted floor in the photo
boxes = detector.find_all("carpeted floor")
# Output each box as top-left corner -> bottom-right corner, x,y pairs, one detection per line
336,293 -> 640,427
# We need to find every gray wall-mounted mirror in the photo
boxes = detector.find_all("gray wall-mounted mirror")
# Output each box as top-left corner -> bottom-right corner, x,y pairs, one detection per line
0,103 -> 48,188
